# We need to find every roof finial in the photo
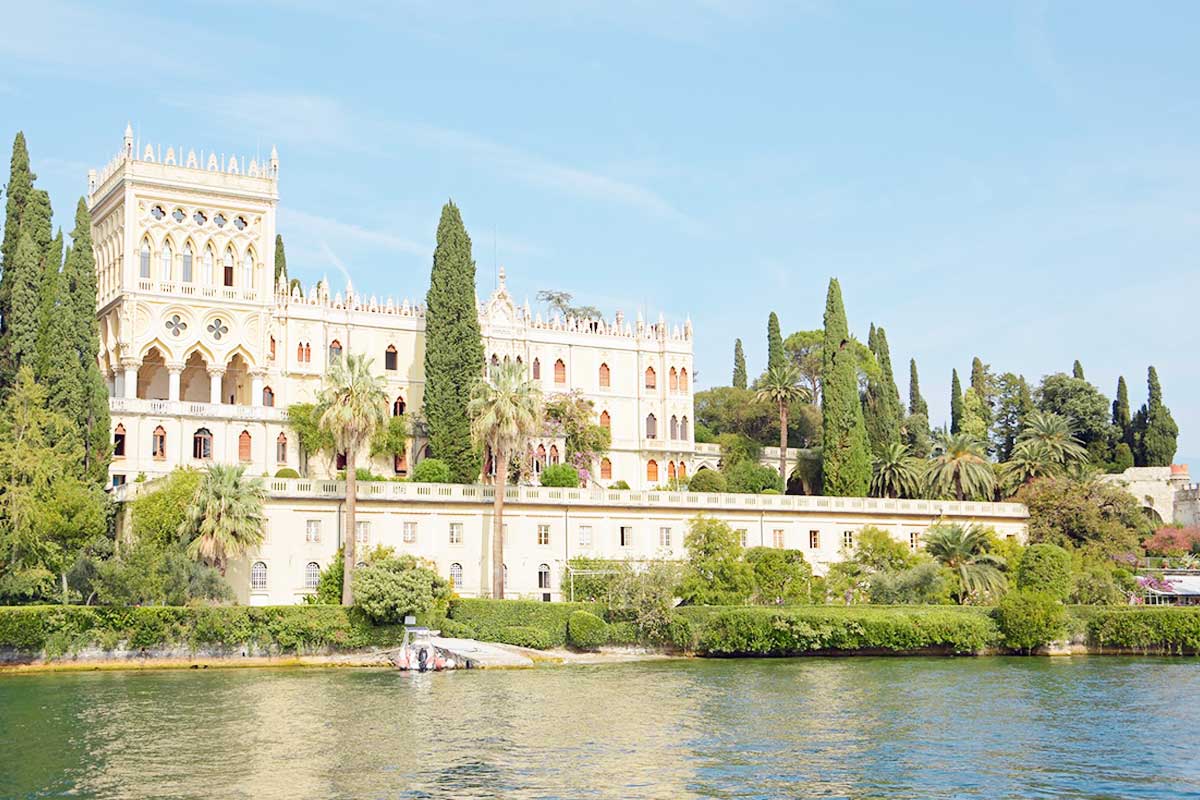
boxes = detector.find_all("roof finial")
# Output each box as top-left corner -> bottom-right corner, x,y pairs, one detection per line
123,123 -> 133,158
497,265 -> 506,289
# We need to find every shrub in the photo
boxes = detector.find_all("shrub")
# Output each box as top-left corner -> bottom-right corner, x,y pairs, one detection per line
725,460 -> 783,494
567,610 -> 608,650
435,618 -> 475,638
606,559 -> 682,644
605,621 -> 640,645
867,562 -> 952,605
496,625 -> 553,649
1087,607 -> 1200,653
1016,543 -> 1073,601
995,591 -> 1067,653
745,547 -> 813,605
447,598 -> 604,648
687,469 -> 727,493
411,458 -> 453,483
274,468 -> 300,478
1143,526 -> 1200,557
609,480 -> 631,490
353,557 -> 451,624
539,463 -> 580,488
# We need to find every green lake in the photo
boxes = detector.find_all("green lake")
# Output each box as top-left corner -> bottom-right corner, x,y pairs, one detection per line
1,657 -> 1196,798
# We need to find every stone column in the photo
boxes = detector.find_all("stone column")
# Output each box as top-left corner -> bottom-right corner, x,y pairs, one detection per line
167,362 -> 184,402
250,371 -> 265,407
121,359 -> 141,400
208,367 -> 225,405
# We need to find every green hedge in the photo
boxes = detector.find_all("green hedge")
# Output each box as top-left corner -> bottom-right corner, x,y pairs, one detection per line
447,598 -> 605,648
692,607 -> 1000,656
567,610 -> 608,650
0,605 -> 408,659
1087,607 -> 1200,654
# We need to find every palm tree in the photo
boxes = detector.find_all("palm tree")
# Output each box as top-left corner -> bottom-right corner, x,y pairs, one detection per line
316,353 -> 389,605
179,465 -> 266,575
926,432 -> 995,501
870,442 -> 923,499
999,439 -> 1060,494
922,523 -> 1007,603
1014,411 -> 1087,466
468,360 -> 543,599
755,363 -> 811,482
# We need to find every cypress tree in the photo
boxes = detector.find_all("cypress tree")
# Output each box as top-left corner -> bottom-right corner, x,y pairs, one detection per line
274,234 -> 288,289
63,199 -> 111,481
1073,360 -> 1085,380
950,369 -> 963,434
969,356 -> 993,433
1138,366 -> 1178,467
7,230 -> 42,373
732,338 -> 747,389
766,311 -> 784,373
820,279 -> 870,496
908,358 -> 928,417
423,201 -> 484,482
904,358 -> 931,458
1113,376 -> 1132,448
863,325 -> 902,453
0,132 -> 35,330
35,230 -> 63,349
36,243 -> 84,424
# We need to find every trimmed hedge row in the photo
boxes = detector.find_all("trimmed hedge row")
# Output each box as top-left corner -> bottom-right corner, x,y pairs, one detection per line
0,605 -> 410,659
1087,607 -> 1200,654
447,598 -> 605,648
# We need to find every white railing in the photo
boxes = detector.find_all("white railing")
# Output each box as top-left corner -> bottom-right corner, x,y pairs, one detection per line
263,478 -> 1029,518
108,397 -> 289,422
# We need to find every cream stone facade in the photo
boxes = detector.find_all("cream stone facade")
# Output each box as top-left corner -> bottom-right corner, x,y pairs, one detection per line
91,128 -> 695,491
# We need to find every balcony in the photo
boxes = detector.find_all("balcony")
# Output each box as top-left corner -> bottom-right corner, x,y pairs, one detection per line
109,396 -> 289,422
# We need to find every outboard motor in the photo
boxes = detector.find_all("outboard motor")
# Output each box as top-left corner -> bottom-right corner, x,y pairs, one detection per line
417,646 -> 429,673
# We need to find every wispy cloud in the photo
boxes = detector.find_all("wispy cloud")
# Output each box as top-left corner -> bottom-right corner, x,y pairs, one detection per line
279,208 -> 429,256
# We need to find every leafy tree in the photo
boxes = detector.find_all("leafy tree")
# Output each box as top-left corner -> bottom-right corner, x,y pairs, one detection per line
273,233 -> 288,288
1036,372 -> 1115,467
178,465 -> 266,576
870,442 -> 923,499
539,463 -> 579,487
1014,475 -> 1150,555
716,431 -> 762,471
755,363 -> 809,479
745,547 -> 813,604
286,403 -> 336,476
131,468 -> 203,548
863,326 -> 903,454
543,391 -> 609,482
1135,366 -> 1178,467
993,373 -> 1033,461
607,558 -> 681,643
732,338 -> 747,389
424,201 -> 485,482
316,353 -> 389,603
926,432 -> 995,501
695,386 -> 773,444
1015,543 -> 1073,601
766,311 -> 785,373
820,279 -> 870,496
468,360 -> 543,598
536,289 -> 602,321
855,526 -> 917,573
411,458 -> 452,483
868,562 -> 952,605
353,553 -> 451,623
688,468 -> 727,493
368,414 -> 410,463
922,523 -> 1006,603
677,515 -> 754,605
950,369 -> 963,434
784,328 -> 880,405
996,590 -> 1066,652
726,459 -> 784,494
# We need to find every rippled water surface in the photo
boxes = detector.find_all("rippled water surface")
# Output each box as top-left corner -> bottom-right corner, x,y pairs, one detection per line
2,657 -> 1198,799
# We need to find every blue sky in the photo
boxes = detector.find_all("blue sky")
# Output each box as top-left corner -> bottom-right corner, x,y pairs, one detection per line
2,1 -> 1197,465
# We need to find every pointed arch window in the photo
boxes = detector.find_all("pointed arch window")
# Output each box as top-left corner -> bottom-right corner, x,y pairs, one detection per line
681,416 -> 690,440
139,240 -> 151,279
152,425 -> 166,459
535,444 -> 547,472
181,242 -> 193,283
645,413 -> 657,439
644,366 -> 656,389
193,428 -> 213,460
600,410 -> 610,430
554,358 -> 566,384
679,368 -> 689,392
385,344 -> 398,371
297,342 -> 305,362
668,461 -> 677,481
269,336 -> 276,360
549,445 -> 559,465
600,458 -> 612,480
647,459 -> 659,483
393,396 -> 406,416
669,367 -> 678,392
276,432 -> 287,463
598,362 -> 610,388
678,461 -> 687,480
162,240 -> 174,280
113,424 -> 127,457
223,248 -> 234,287
532,358 -> 541,380
243,251 -> 254,288
238,430 -> 252,462
262,386 -> 275,407
670,415 -> 679,440
203,245 -> 214,285
329,340 -> 342,361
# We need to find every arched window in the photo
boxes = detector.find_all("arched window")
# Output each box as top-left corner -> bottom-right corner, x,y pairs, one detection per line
644,366 -> 656,389
243,251 -> 254,288
303,343 -> 311,363
600,458 -> 612,480
152,425 -> 166,459
532,358 -> 541,379
251,561 -> 268,591
598,362 -> 610,388
392,396 -> 406,416
304,562 -> 320,590
329,340 -> 342,361
139,240 -> 151,279
223,247 -> 235,287
262,386 -> 275,407
238,430 -> 252,461
162,240 -> 174,280
680,368 -> 689,392
385,344 -> 398,371
203,245 -> 214,285
538,564 -> 551,590
536,444 -> 547,472
681,416 -> 690,440
193,428 -> 213,460
269,336 -> 276,360
549,445 -> 559,465
554,359 -> 566,384
647,459 -> 659,483
600,410 -> 611,430
276,432 -> 287,463
678,461 -> 687,480
670,415 -> 679,440
646,414 -> 657,439
668,461 -> 677,481
113,424 -> 126,457
490,353 -> 500,367
449,563 -> 464,590
669,367 -> 678,392
182,242 -> 193,283
297,342 -> 304,361
336,452 -> 347,470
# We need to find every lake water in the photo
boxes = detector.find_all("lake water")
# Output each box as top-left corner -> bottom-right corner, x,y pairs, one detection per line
1,657 -> 1197,799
